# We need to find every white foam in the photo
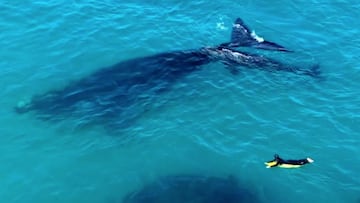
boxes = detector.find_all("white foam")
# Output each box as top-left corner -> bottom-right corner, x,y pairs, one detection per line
233,23 -> 241,29
216,22 -> 227,30
251,31 -> 265,42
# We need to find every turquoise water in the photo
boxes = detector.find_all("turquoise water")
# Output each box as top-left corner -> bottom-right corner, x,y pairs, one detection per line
1,1 -> 359,202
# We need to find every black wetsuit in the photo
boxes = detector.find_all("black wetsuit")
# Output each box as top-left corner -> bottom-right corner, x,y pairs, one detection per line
273,154 -> 310,166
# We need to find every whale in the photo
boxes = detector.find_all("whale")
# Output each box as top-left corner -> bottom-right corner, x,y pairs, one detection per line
123,174 -> 259,203
15,17 -> 320,131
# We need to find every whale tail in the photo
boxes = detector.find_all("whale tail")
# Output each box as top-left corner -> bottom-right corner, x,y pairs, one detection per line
223,18 -> 291,52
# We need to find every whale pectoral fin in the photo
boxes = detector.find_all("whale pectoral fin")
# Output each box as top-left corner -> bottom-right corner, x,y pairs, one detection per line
226,66 -> 239,75
222,61 -> 240,75
229,17 -> 292,52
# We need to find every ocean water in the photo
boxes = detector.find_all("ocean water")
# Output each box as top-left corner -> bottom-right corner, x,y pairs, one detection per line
1,1 -> 359,203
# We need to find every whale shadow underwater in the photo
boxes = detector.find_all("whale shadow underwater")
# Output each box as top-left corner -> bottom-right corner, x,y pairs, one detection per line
15,17 -> 321,132
122,174 -> 259,203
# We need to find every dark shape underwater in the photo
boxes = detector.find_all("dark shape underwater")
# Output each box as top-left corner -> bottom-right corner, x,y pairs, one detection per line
122,174 -> 259,203
15,17 -> 320,131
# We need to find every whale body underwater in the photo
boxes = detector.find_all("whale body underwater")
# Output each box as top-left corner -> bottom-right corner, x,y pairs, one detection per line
15,18 -> 320,131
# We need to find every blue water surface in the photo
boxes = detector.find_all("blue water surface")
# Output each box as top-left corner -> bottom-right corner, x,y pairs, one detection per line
1,1 -> 359,202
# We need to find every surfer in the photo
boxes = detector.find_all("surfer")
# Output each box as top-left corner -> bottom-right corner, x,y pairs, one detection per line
265,154 -> 314,168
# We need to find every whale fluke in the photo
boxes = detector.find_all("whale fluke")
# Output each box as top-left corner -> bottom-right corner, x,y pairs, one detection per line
226,18 -> 292,52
